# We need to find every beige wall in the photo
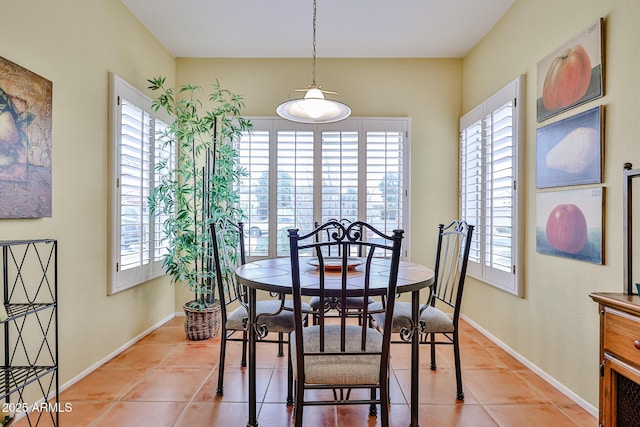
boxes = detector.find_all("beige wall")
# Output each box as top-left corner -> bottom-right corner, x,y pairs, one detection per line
0,0 -> 176,384
463,0 -> 640,407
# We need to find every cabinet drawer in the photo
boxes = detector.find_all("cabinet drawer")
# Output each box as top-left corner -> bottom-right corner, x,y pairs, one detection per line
604,307 -> 640,364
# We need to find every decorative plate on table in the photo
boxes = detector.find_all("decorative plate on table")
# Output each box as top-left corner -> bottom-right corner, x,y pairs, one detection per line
307,257 -> 364,272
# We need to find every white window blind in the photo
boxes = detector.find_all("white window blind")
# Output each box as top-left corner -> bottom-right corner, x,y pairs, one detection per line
109,74 -> 174,294
237,118 -> 410,260
320,131 -> 359,223
365,130 -> 405,235
460,118 -> 482,266
237,128 -> 270,257
484,102 -> 514,276
118,99 -> 151,272
276,130 -> 314,256
153,119 -> 174,262
460,76 -> 523,297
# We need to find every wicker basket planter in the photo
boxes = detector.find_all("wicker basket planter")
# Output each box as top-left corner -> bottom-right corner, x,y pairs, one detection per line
183,301 -> 222,340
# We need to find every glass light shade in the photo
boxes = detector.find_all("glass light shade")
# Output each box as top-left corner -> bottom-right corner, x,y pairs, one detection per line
276,88 -> 351,124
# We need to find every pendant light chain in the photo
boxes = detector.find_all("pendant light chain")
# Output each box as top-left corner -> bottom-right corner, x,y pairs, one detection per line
311,0 -> 317,86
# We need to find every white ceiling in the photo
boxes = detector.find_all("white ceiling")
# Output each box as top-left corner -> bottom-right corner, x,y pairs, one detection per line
121,0 -> 515,58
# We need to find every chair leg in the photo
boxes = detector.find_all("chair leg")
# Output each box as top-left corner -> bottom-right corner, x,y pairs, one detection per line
216,328 -> 227,395
293,381 -> 304,427
380,382 -> 390,427
430,332 -> 437,370
368,387 -> 377,416
241,329 -> 248,367
453,330 -> 464,400
287,340 -> 294,405
278,332 -> 285,357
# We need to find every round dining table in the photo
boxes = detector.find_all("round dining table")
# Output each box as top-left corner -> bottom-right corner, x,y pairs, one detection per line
236,256 -> 435,427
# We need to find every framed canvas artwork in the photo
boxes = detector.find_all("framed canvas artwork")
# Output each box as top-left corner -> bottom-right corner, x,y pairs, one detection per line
536,18 -> 604,122
0,56 -> 52,218
536,187 -> 604,264
536,106 -> 602,189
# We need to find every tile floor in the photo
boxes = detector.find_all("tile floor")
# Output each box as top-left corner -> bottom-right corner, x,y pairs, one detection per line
14,317 -> 598,426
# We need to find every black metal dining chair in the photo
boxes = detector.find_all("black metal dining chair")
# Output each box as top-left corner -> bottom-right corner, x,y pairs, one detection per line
370,219 -> 474,400
211,219 -> 309,402
288,220 -> 404,427
309,219 -> 373,325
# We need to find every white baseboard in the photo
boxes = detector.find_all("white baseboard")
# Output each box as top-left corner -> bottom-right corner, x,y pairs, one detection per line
461,314 -> 598,417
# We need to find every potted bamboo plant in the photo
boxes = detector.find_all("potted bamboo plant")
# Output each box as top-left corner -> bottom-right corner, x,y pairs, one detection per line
148,76 -> 251,340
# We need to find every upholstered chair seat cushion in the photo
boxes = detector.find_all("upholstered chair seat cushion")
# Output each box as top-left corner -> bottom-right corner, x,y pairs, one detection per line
369,301 -> 454,333
226,300 -> 310,333
290,324 -> 383,385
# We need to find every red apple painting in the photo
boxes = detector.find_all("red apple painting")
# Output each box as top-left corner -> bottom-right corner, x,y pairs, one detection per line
545,204 -> 588,254
537,19 -> 603,122
537,188 -> 603,264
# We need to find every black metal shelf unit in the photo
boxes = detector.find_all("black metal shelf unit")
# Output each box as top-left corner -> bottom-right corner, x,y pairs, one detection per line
0,239 -> 58,426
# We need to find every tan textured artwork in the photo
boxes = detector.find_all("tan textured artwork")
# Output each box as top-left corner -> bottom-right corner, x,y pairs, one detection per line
0,56 -> 52,218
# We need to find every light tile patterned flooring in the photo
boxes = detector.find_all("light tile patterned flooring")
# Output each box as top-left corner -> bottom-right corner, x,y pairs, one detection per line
14,317 -> 597,426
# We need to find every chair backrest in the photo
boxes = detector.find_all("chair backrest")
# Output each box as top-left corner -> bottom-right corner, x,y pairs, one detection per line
288,220 -> 404,382
313,218 -> 363,257
211,219 -> 247,322
428,220 -> 474,324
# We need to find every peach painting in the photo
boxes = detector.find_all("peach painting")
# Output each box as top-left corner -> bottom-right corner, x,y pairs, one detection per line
536,18 -> 604,122
0,56 -> 52,218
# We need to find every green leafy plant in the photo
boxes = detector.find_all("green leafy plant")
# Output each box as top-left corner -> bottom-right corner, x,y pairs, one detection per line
148,77 -> 251,311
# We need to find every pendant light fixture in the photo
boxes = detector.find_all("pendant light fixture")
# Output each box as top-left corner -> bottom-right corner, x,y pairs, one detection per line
276,0 -> 351,123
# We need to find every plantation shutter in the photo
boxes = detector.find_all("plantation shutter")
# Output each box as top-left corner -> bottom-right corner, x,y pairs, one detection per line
153,119 -> 174,263
238,125 -> 271,257
118,98 -> 150,272
459,75 -> 523,296
365,129 -> 405,236
483,99 -> 515,286
460,117 -> 483,267
320,131 -> 359,223
276,128 -> 314,256
236,118 -> 410,260
109,74 -> 173,294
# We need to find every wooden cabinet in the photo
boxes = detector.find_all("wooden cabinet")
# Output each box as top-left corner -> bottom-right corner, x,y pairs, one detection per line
590,292 -> 640,427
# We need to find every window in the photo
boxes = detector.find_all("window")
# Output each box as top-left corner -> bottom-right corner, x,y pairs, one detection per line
108,74 -> 174,294
237,118 -> 410,259
460,76 -> 524,296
